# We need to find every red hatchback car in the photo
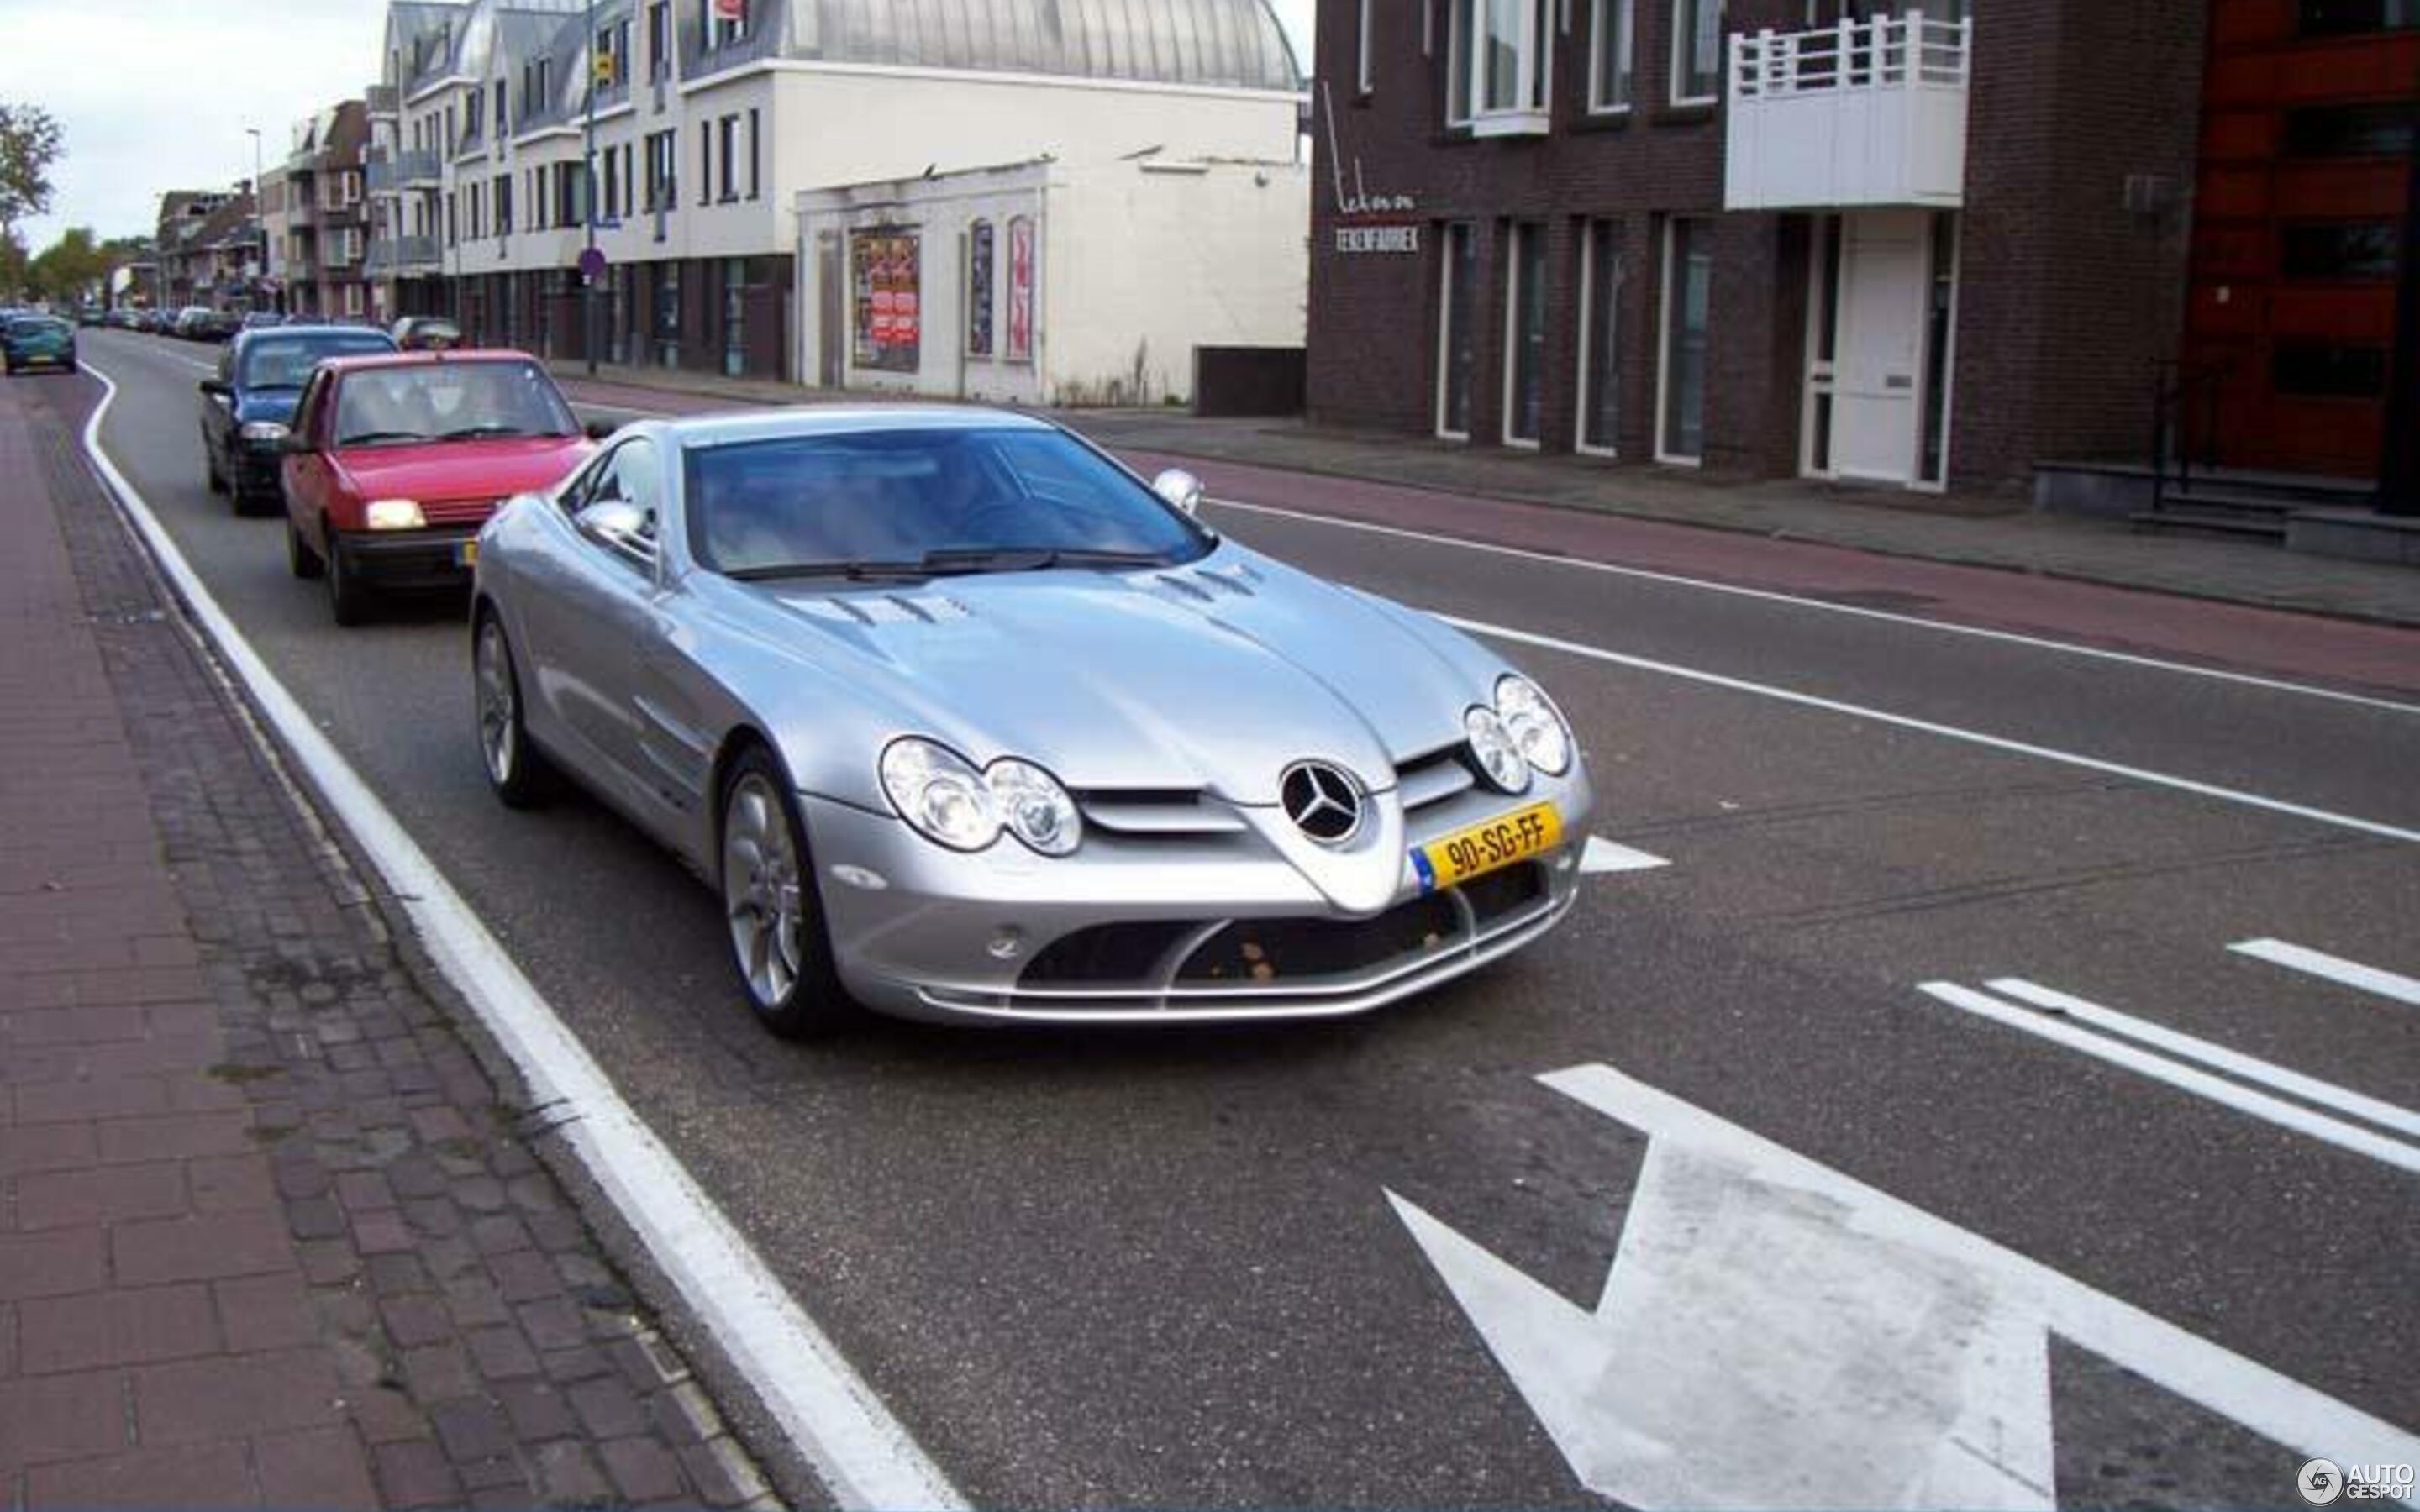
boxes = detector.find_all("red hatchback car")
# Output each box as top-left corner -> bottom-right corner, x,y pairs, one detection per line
281,350 -> 597,624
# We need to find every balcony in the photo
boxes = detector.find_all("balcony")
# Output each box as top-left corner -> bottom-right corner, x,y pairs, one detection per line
367,85 -> 399,119
366,149 -> 443,194
679,19 -> 782,83
1723,13 -> 1971,212
365,235 -> 441,276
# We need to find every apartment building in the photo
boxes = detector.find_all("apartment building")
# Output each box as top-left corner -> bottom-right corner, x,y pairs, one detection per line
153,190 -> 265,313
266,102 -> 378,322
1307,0 -> 2226,495
366,0 -> 1304,385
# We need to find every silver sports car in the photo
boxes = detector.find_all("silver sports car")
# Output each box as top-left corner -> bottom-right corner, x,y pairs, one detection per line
469,407 -> 1593,1035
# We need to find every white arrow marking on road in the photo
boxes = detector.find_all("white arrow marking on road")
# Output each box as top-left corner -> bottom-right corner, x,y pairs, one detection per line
1390,1063 -> 2420,1511
2230,938 -> 2420,1009
1582,837 -> 1670,874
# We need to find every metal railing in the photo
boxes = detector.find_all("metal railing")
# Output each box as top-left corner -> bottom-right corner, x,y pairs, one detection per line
366,150 -> 444,192
516,79 -> 629,135
679,17 -> 782,81
1732,13 -> 1971,99
2149,358 -> 2228,515
367,85 -> 399,116
364,235 -> 441,275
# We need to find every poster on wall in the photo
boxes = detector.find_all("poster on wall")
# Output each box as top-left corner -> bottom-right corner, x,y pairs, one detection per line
1006,216 -> 1034,365
967,220 -> 995,358
850,227 -> 920,374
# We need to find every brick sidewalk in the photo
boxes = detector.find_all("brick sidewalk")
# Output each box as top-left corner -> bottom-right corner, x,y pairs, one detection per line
0,384 -> 776,1509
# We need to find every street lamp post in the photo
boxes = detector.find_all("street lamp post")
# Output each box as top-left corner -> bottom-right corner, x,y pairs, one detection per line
246,127 -> 266,314
584,0 -> 600,376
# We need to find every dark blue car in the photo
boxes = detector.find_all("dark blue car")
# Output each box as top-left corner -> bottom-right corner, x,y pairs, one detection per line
201,324 -> 397,514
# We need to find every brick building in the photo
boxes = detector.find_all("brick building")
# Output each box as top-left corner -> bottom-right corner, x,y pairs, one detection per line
270,101 -> 377,322
1306,0 -> 2217,495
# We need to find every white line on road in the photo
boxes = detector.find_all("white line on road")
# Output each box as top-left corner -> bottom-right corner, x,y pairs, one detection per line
1199,496 -> 2420,717
2229,938 -> 2420,1009
1919,981 -> 2420,1174
75,360 -> 965,1511
1445,615 -> 2420,848
1534,1063 -> 2420,1476
1581,837 -> 1670,874
1982,978 -> 2420,1140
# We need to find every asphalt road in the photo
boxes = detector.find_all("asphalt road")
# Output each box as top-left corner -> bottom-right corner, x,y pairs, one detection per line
48,329 -> 2420,1507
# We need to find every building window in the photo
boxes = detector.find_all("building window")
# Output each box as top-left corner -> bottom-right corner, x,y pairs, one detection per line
747,109 -> 761,199
1357,0 -> 1376,93
723,258 -> 748,377
496,80 -> 508,134
1436,221 -> 1478,439
654,262 -> 681,369
1591,0 -> 1635,112
1007,215 -> 1036,363
718,116 -> 739,202
851,227 -> 922,374
2282,102 -> 2418,158
1657,216 -> 1711,464
967,218 -> 996,357
2299,0 -> 2420,32
2283,222 -> 2405,281
1671,0 -> 1724,105
1446,0 -> 1552,131
1579,220 -> 1622,454
649,2 -> 671,77
2272,343 -> 2388,398
699,122 -> 712,205
1920,209 -> 1959,487
717,3 -> 750,47
602,150 -> 618,220
1503,222 -> 1548,447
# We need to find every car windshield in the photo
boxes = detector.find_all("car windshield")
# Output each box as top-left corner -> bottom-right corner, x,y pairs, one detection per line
239,333 -> 394,389
334,360 -> 578,447
687,428 -> 1213,579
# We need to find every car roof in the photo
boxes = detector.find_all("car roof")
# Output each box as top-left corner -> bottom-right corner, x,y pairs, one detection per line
660,405 -> 1061,450
316,348 -> 550,377
234,325 -> 397,349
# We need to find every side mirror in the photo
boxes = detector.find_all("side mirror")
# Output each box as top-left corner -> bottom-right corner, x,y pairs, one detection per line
1151,468 -> 1205,516
576,500 -> 656,559
199,378 -> 230,400
583,418 -> 618,442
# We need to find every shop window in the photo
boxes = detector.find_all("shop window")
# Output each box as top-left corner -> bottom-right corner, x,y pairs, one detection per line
723,258 -> 747,378
2280,221 -> 2402,281
851,227 -> 922,374
1503,222 -> 1548,447
1437,222 -> 1478,439
1591,0 -> 1635,112
1006,216 -> 1035,364
1579,220 -> 1622,454
1446,0 -> 1553,133
967,219 -> 996,358
2298,0 -> 2420,32
2281,102 -> 2418,159
2272,343 -> 2387,399
1658,217 -> 1712,464
1672,0 -> 1725,104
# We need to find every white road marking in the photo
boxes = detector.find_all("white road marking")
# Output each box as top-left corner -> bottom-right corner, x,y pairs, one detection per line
1581,837 -> 1670,874
1983,978 -> 2420,1140
1199,496 -> 2420,717
75,360 -> 965,1511
1445,615 -> 2420,848
2230,938 -> 2420,1009
1392,1062 -> 2420,1511
1920,982 -> 2420,1174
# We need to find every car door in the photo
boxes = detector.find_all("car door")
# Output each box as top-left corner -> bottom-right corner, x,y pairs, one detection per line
518,437 -> 676,827
282,370 -> 336,540
202,343 -> 237,472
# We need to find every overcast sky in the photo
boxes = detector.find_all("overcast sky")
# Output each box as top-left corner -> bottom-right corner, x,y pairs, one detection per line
0,0 -> 1318,250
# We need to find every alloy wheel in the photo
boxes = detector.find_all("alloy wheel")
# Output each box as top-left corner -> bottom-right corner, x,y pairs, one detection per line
723,773 -> 805,1010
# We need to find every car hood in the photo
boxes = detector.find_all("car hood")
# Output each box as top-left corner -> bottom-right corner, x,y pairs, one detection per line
235,388 -> 302,427
333,436 -> 591,506
733,543 -> 1497,808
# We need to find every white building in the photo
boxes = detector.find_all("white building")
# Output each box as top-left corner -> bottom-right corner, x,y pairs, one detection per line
366,0 -> 1304,385
797,154 -> 1308,406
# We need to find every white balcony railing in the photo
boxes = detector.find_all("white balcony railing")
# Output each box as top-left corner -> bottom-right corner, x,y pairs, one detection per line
1724,13 -> 1972,212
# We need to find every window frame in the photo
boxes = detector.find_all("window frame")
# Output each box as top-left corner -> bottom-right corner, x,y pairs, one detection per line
1445,0 -> 1554,134
1670,0 -> 1725,108
1589,0 -> 1636,114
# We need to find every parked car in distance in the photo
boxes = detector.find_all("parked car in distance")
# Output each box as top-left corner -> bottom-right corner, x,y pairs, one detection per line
281,349 -> 598,624
391,316 -> 462,352
240,311 -> 283,333
76,304 -> 103,327
2,313 -> 78,375
200,323 -> 400,515
469,407 -> 1596,1037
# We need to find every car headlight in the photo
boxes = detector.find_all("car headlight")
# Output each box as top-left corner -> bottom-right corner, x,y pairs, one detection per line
1465,706 -> 1532,795
880,739 -> 1002,852
239,421 -> 289,444
987,759 -> 1081,857
1495,675 -> 1573,777
880,741 -> 1084,856
363,498 -> 426,531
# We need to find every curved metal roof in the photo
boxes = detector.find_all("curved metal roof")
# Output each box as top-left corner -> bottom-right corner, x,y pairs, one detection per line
780,0 -> 1301,91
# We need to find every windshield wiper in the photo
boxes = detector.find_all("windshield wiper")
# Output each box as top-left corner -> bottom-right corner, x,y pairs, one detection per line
915,547 -> 1171,574
724,560 -> 933,583
439,423 -> 550,441
336,431 -> 429,447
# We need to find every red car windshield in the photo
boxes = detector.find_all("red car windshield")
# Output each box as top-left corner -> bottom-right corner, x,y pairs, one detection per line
335,360 -> 578,447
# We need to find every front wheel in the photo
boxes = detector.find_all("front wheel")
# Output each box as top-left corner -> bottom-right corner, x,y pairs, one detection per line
474,612 -> 558,809
721,748 -> 852,1039
324,528 -> 371,626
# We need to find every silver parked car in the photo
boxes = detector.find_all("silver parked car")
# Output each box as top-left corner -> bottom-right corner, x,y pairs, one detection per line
470,407 -> 1592,1035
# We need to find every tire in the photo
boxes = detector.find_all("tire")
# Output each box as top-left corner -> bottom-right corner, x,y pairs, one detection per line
286,513 -> 323,580
720,745 -> 853,1039
324,528 -> 371,626
472,611 -> 559,810
205,444 -> 227,495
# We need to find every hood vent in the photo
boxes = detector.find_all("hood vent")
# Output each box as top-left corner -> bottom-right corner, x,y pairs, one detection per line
778,593 -> 971,626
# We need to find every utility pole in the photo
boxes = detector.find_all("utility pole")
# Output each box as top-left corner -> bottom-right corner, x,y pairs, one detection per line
246,127 -> 265,313
584,0 -> 601,375
2377,115 -> 2420,517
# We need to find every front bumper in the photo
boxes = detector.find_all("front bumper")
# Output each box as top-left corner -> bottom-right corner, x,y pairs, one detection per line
805,765 -> 1594,1025
233,443 -> 283,498
335,527 -> 481,591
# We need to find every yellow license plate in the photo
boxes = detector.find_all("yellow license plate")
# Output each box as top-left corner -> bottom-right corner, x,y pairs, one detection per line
457,540 -> 479,567
1413,801 -> 1562,893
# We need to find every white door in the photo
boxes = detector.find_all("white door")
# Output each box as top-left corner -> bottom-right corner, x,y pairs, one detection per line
1829,209 -> 1928,485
